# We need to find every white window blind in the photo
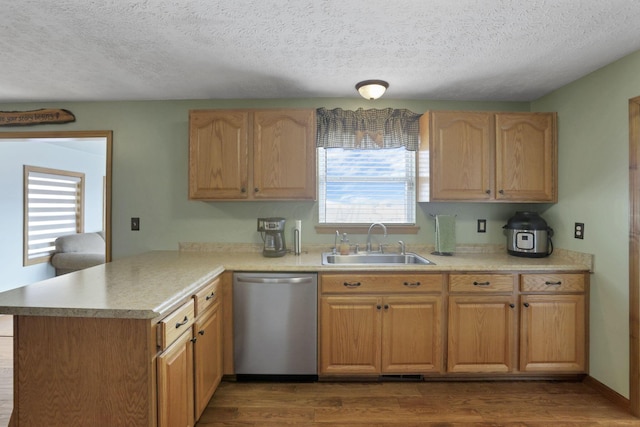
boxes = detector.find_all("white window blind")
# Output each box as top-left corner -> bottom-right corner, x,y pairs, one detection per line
24,166 -> 84,265
318,147 -> 416,224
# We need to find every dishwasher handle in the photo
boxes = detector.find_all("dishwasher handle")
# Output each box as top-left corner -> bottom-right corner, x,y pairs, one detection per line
235,276 -> 315,284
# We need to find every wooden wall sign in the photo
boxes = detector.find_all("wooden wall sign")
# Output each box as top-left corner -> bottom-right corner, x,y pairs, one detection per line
0,109 -> 75,126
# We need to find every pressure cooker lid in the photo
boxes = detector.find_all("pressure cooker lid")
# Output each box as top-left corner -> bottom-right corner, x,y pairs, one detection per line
503,211 -> 549,230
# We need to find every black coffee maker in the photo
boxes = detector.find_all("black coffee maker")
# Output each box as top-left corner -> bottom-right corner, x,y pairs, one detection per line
257,217 -> 286,257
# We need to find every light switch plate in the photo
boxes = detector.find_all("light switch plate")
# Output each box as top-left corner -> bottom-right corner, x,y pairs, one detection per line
131,217 -> 140,231
477,219 -> 487,233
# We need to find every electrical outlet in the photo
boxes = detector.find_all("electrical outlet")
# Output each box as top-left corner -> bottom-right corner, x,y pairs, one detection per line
574,222 -> 584,239
477,219 -> 487,233
131,217 -> 140,231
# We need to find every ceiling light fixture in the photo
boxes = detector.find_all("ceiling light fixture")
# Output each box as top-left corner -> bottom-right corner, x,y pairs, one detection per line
355,80 -> 389,100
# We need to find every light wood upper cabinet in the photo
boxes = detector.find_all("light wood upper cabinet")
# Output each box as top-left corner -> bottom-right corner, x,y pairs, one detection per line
419,110 -> 557,202
495,113 -> 557,202
189,110 -> 250,200
426,111 -> 494,201
189,109 -> 316,201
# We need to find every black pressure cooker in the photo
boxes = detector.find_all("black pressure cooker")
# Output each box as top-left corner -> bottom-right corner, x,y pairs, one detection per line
503,211 -> 554,258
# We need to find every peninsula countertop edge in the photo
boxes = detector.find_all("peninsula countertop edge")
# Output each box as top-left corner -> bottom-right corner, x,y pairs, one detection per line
0,247 -> 593,319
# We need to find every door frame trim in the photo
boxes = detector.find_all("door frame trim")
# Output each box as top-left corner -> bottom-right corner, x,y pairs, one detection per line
629,96 -> 640,416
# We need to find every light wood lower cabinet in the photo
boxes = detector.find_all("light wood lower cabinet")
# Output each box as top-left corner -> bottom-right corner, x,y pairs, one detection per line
156,277 -> 223,427
447,295 -> 516,373
520,273 -> 587,373
319,273 -> 443,376
194,299 -> 223,418
157,327 -> 195,427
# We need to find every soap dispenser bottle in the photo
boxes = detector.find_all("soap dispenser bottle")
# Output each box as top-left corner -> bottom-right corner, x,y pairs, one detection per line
339,233 -> 350,255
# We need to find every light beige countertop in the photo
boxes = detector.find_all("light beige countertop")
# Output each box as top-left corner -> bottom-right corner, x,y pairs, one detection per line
0,245 -> 592,319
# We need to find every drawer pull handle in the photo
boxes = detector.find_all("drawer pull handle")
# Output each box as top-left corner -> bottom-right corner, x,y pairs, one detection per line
545,281 -> 562,286
404,281 -> 421,287
473,281 -> 490,286
343,282 -> 361,288
205,292 -> 216,301
175,316 -> 189,329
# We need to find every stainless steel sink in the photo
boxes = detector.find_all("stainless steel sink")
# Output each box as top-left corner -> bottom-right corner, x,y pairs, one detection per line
321,252 -> 435,265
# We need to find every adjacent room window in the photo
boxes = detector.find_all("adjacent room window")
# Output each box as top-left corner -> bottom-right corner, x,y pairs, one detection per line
316,107 -> 421,225
23,165 -> 84,265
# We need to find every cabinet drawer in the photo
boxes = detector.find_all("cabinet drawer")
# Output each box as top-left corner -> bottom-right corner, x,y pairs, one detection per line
520,273 -> 585,292
194,277 -> 221,316
449,274 -> 516,293
158,299 -> 195,350
321,273 -> 443,294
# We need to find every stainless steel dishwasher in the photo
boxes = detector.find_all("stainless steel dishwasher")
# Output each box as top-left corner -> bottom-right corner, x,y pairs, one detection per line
233,272 -> 317,380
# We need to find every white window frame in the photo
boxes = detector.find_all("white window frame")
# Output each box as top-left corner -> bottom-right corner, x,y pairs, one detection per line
23,165 -> 85,266
317,147 -> 416,225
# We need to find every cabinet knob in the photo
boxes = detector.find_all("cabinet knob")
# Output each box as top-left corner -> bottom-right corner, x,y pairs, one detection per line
198,330 -> 205,336
499,189 -> 505,194
384,304 -> 389,310
190,337 -> 197,343
241,187 -> 246,193
376,305 -> 382,310
254,188 -> 259,193
523,302 -> 530,308
485,189 -> 491,194
509,303 -> 515,308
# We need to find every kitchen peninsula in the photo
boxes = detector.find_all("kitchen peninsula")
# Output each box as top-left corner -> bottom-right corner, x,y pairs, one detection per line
0,246 -> 592,427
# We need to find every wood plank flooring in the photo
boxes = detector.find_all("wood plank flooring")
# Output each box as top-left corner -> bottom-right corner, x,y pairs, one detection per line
0,313 -> 638,426
196,380 -> 640,426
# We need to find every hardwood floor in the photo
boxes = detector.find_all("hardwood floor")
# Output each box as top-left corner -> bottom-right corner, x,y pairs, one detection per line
0,313 -> 638,427
196,380 -> 640,426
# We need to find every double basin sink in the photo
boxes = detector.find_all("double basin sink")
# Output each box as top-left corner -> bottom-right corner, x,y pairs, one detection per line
322,252 -> 435,265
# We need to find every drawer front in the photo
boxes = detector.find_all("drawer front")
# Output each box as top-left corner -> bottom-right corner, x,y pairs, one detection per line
158,299 -> 195,350
321,273 -> 443,294
520,273 -> 585,292
194,277 -> 221,316
449,274 -> 516,293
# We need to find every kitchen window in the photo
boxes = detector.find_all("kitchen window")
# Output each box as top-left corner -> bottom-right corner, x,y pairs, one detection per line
23,165 -> 84,265
317,147 -> 416,224
316,107 -> 421,226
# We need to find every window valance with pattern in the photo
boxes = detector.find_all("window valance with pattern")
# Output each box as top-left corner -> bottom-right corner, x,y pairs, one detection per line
316,107 -> 422,151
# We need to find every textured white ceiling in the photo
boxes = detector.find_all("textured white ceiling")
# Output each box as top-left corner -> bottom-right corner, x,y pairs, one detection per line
2,0 -> 640,102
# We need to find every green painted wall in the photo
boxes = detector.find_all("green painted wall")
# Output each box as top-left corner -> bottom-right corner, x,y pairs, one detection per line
533,50 -> 640,397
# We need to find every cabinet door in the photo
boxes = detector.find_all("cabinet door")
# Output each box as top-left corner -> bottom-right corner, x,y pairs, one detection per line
189,110 -> 250,199
253,109 -> 316,200
381,296 -> 442,373
448,295 -> 516,373
319,296 -> 381,375
520,294 -> 585,372
194,302 -> 223,420
429,111 -> 494,200
157,328 -> 195,427
495,112 -> 557,202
